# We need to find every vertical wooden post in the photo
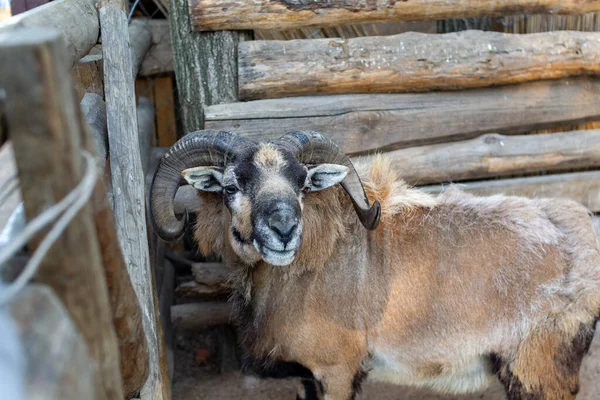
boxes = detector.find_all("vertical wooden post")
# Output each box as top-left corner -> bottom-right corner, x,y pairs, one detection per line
0,27 -> 123,400
169,0 -> 251,133
98,2 -> 170,398
77,103 -> 151,398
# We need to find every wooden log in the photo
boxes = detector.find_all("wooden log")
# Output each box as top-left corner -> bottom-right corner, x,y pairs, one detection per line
423,171 -> 600,212
171,302 -> 232,329
192,262 -> 229,287
370,130 -> 600,186
190,0 -> 600,31
140,20 -> 174,77
0,27 -> 123,399
9,285 -> 96,399
77,104 -> 150,398
138,96 -> 155,174
129,18 -> 153,78
0,0 -> 99,66
170,0 -> 250,132
206,78 -> 600,156
154,76 -> 178,146
71,54 -> 104,101
80,93 -> 108,172
98,1 -> 170,398
175,280 -> 231,297
239,30 -> 600,100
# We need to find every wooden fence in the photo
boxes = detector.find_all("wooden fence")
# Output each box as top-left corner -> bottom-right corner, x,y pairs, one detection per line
0,1 -> 172,399
165,0 -> 600,340
2,0 -> 600,399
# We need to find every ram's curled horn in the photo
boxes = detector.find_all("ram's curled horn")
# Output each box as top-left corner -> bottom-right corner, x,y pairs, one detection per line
274,131 -> 381,230
150,130 -> 254,242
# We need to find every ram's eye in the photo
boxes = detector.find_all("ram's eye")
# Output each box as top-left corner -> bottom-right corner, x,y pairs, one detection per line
223,185 -> 238,195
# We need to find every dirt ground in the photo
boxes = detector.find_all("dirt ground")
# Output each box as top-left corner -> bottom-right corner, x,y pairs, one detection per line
173,326 -> 600,400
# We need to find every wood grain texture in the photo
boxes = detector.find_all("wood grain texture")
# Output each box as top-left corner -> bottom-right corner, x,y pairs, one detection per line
80,93 -> 108,172
190,0 -> 600,31
206,78 -> 600,155
171,302 -> 232,329
0,0 -> 99,65
10,285 -> 96,399
240,30 -> 600,100
371,130 -> 600,185
140,20 -> 173,77
78,100 -> 150,398
175,280 -> 231,297
154,76 -> 178,146
192,262 -> 229,287
71,54 -> 104,101
129,18 -> 152,78
0,142 -> 21,232
0,27 -> 123,400
423,171 -> 600,212
138,96 -> 155,173
170,0 -> 250,132
98,3 -> 169,399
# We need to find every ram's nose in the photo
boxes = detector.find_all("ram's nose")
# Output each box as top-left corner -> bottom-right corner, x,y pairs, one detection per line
268,208 -> 298,244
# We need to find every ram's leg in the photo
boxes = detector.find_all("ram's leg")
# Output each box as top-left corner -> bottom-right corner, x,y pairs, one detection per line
315,365 -> 366,400
491,322 -> 596,400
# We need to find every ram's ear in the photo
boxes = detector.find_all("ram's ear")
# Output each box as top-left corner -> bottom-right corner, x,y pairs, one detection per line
181,166 -> 224,192
305,164 -> 349,192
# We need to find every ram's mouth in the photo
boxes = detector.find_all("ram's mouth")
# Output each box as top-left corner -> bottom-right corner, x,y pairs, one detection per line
253,241 -> 296,266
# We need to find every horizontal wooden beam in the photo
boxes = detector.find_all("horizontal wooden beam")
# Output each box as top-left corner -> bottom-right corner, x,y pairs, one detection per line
0,0 -> 99,66
206,78 -> 600,156
370,130 -> 600,186
190,0 -> 600,31
175,280 -> 231,297
423,171 -> 600,212
171,302 -> 232,329
239,30 -> 600,100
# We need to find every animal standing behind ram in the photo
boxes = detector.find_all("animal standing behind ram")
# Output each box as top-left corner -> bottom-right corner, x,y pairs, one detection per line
150,130 -> 600,400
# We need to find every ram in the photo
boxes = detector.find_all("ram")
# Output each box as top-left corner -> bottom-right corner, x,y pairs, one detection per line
150,130 -> 600,400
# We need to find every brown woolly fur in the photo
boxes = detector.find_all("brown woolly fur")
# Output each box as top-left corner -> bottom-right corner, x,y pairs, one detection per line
191,154 -> 600,400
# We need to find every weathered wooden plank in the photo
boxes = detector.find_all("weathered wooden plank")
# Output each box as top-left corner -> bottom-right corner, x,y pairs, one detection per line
171,302 -> 232,329
423,171 -> 600,212
80,93 -> 107,171
140,20 -> 173,77
129,18 -> 152,78
240,30 -> 600,100
71,54 -> 104,101
191,262 -> 229,287
98,2 -> 169,399
154,76 -> 178,146
0,0 -> 99,66
370,130 -> 600,186
190,0 -> 600,31
0,27 -> 123,399
77,100 -> 150,399
9,285 -> 96,399
206,78 -> 600,155
138,96 -> 155,174
175,280 -> 230,297
170,0 -> 250,132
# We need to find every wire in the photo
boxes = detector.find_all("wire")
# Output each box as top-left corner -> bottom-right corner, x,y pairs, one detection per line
0,151 -> 97,306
